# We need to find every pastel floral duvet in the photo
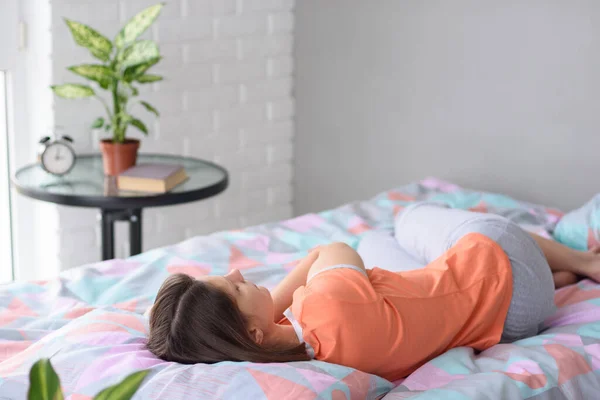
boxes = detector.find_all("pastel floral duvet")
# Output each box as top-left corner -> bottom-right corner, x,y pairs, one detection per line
1,178 -> 599,399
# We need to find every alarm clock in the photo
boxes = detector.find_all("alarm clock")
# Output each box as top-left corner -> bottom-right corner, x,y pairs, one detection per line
38,135 -> 76,176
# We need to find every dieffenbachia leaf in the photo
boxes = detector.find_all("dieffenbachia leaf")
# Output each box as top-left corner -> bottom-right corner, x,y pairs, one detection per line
93,370 -> 149,400
129,85 -> 140,97
123,57 -> 161,82
128,118 -> 149,135
140,101 -> 159,116
120,82 -> 139,98
64,19 -> 112,62
28,359 -> 64,400
68,64 -> 114,89
115,4 -> 164,49
121,40 -> 160,70
136,74 -> 163,83
91,117 -> 105,129
51,84 -> 95,99
119,113 -> 133,125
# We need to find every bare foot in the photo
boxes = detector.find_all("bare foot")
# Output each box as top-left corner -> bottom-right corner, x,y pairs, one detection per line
552,271 -> 578,288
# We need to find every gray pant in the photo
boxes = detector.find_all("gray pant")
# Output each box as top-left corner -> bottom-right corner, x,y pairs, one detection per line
393,203 -> 556,342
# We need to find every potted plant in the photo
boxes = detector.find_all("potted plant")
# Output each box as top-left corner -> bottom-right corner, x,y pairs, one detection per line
28,358 -> 148,399
51,4 -> 165,176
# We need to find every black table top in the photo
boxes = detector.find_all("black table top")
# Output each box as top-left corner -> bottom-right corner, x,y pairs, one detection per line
12,154 -> 228,209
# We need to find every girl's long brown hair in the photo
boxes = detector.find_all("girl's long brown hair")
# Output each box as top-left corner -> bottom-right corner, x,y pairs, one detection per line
146,273 -> 310,364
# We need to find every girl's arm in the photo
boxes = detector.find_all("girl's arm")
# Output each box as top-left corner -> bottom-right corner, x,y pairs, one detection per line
271,248 -> 321,322
308,242 -> 366,278
272,243 -> 367,322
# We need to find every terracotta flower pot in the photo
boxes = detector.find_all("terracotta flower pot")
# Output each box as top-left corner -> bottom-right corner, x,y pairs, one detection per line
99,139 -> 140,176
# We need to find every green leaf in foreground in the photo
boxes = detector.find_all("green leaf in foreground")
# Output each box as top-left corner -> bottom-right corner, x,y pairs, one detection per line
140,101 -> 159,116
51,84 -> 95,99
94,370 -> 150,400
28,359 -> 64,400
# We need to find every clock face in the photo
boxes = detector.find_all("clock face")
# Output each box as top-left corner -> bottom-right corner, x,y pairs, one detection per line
41,143 -> 75,175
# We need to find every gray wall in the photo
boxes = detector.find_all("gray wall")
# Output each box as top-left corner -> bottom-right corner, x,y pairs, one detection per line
294,0 -> 600,215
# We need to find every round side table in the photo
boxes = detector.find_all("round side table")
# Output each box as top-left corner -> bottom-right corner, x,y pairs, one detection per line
12,154 -> 228,260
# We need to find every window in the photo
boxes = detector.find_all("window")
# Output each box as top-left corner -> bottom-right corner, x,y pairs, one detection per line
0,0 -> 18,283
0,72 -> 13,283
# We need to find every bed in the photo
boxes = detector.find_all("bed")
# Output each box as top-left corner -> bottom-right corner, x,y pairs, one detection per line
1,178 -> 599,399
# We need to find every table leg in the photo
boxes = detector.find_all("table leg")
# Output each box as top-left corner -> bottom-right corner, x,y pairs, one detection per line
101,209 -> 115,261
100,208 -> 143,260
129,208 -> 142,256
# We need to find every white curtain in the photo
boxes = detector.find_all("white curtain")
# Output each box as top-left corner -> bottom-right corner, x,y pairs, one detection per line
0,0 -> 17,283
0,72 -> 14,283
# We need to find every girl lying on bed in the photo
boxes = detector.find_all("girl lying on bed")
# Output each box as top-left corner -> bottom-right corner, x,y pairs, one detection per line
146,204 -> 600,381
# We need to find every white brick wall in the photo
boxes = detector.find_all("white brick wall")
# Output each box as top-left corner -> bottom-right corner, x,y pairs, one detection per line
49,0 -> 295,268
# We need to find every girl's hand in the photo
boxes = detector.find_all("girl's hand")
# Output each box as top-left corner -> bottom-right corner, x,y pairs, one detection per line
271,247 -> 322,322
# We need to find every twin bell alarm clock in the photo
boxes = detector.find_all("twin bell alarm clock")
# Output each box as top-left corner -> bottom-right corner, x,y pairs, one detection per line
37,135 -> 76,176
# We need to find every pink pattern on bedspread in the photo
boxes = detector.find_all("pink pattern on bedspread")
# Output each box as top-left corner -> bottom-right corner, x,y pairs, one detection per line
1,178 -> 599,399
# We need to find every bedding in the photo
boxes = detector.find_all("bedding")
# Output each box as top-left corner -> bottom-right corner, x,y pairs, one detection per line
0,178 -> 598,399
554,193 -> 600,251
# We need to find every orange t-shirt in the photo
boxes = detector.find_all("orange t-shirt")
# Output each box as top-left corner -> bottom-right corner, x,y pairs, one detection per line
288,233 -> 513,381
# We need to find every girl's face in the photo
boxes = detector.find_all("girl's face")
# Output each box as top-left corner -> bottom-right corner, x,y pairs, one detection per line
198,270 -> 274,336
